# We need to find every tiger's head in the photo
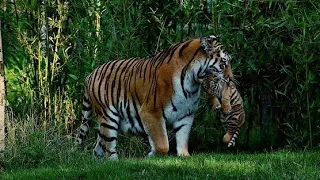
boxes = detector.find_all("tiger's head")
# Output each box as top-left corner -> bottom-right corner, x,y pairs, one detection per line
183,35 -> 231,83
200,35 -> 230,75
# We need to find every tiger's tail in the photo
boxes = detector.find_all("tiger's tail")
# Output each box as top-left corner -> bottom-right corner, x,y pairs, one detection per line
77,89 -> 93,144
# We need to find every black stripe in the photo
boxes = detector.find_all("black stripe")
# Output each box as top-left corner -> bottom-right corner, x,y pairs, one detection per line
173,124 -> 186,133
108,151 -> 117,155
180,47 -> 202,98
99,132 -> 117,142
156,48 -> 170,66
101,122 -> 118,131
104,61 -> 120,116
190,87 -> 199,95
140,59 -> 148,79
135,90 -> 141,105
167,43 -> 183,64
97,63 -> 108,80
100,62 -> 112,83
90,67 -> 103,107
126,103 -> 135,128
145,74 -> 156,102
230,90 -> 237,101
153,74 -> 160,109
177,110 -> 193,121
82,104 -> 92,111
88,70 -> 109,116
83,95 -> 90,103
111,60 -> 126,106
132,98 -> 145,133
194,96 -> 200,105
98,141 -> 106,151
127,60 -> 137,92
179,40 -> 192,57
197,65 -> 203,78
119,101 -> 124,118
94,65 -> 106,106
162,105 -> 168,122
170,98 -> 177,111
103,114 -> 119,127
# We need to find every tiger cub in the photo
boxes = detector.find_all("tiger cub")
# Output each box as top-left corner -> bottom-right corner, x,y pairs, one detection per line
202,73 -> 245,147
77,35 -> 231,159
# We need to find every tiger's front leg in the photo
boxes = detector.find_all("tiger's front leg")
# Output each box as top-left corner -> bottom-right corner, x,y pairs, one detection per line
93,114 -> 119,160
173,114 -> 194,157
139,109 -> 169,157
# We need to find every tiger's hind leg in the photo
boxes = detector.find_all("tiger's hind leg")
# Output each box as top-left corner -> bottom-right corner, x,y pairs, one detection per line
173,114 -> 194,157
93,114 -> 119,160
140,110 -> 169,157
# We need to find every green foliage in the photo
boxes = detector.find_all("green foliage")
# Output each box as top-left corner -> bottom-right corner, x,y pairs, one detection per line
1,0 -> 319,154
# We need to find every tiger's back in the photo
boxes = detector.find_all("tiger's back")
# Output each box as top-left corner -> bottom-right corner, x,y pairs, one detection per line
84,40 -> 205,134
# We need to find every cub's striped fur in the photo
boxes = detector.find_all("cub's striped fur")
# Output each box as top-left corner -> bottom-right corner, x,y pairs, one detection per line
202,70 -> 245,147
77,35 -> 230,159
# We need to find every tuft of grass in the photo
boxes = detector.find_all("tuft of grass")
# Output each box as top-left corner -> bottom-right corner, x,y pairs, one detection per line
1,151 -> 320,180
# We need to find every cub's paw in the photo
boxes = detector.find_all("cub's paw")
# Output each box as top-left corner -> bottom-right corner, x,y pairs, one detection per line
222,104 -> 231,114
223,109 -> 231,114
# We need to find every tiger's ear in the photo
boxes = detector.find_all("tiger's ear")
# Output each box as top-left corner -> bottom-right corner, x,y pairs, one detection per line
201,35 -> 218,56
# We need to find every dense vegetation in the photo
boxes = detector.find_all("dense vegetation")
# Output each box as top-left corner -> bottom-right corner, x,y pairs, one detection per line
0,0 -> 319,172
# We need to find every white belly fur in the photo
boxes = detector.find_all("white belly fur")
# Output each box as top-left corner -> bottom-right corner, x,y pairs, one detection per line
164,76 -> 200,124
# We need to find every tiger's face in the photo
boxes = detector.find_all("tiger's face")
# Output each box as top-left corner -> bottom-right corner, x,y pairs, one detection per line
199,35 -> 231,79
206,50 -> 230,75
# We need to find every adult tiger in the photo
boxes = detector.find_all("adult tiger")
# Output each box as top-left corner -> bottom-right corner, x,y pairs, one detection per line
202,67 -> 245,148
77,35 -> 231,160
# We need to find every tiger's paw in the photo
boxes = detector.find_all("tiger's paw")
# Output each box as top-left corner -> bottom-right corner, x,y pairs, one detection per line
177,149 -> 190,157
147,151 -> 155,157
109,153 -> 119,161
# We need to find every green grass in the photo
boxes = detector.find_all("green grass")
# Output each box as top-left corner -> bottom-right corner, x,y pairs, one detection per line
1,151 -> 320,180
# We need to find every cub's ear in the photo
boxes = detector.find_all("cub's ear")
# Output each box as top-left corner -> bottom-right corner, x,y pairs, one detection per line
200,35 -> 219,56
223,60 -> 233,79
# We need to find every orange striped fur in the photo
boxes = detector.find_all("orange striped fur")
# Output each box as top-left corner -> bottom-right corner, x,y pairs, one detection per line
77,35 -> 231,159
202,64 -> 245,148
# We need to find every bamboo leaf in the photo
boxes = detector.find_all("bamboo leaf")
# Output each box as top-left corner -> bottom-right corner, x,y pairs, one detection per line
68,74 -> 78,80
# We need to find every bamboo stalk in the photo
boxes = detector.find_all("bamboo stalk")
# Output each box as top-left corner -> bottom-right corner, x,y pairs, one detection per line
0,20 -> 6,152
